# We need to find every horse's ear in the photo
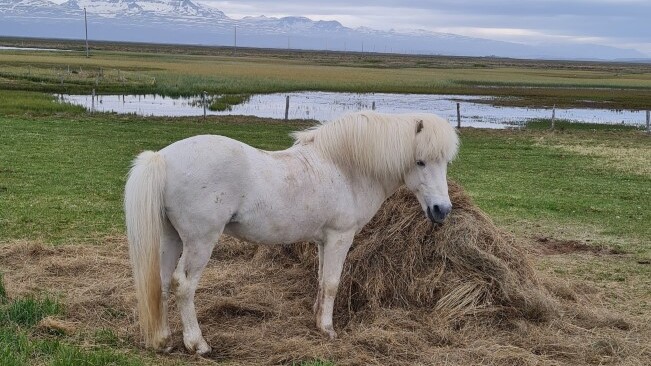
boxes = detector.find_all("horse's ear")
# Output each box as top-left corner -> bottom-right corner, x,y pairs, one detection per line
416,120 -> 424,134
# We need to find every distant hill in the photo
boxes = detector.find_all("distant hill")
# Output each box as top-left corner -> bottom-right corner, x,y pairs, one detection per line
1,0 -> 648,60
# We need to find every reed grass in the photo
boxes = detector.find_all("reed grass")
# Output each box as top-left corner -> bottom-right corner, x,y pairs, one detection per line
0,90 -> 84,115
208,94 -> 250,111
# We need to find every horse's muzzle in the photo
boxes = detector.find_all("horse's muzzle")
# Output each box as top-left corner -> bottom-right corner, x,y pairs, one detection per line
427,204 -> 452,223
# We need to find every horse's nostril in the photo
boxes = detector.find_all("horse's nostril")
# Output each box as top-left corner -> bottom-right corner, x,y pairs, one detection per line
434,205 -> 442,214
427,206 -> 435,221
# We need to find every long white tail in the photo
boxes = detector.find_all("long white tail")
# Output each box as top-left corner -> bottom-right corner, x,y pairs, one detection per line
124,151 -> 166,348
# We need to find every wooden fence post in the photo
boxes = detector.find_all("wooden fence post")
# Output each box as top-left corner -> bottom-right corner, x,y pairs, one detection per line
456,103 -> 461,128
285,95 -> 290,120
372,101 -> 376,110
91,88 -> 95,114
202,91 -> 207,119
646,110 -> 650,133
551,104 -> 556,130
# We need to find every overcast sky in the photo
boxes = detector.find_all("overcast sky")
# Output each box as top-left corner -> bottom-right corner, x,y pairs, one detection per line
197,0 -> 651,56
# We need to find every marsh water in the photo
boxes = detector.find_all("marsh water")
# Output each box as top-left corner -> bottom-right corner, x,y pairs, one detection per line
58,91 -> 647,128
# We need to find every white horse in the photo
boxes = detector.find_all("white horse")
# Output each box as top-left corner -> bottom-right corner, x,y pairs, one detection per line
125,111 -> 459,354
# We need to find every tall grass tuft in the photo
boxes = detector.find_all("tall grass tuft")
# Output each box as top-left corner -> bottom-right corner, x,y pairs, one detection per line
2,296 -> 62,327
0,327 -> 30,366
0,274 -> 7,304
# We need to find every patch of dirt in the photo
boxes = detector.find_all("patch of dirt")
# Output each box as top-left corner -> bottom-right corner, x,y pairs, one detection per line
534,236 -> 624,255
541,143 -> 651,176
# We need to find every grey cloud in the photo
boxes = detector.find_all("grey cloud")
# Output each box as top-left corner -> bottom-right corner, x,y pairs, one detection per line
199,0 -> 649,54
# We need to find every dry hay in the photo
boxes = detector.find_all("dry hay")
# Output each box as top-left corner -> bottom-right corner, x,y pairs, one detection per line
1,182 -> 649,365
267,182 -> 557,325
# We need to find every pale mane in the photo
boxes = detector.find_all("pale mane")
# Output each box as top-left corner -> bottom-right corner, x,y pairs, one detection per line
291,111 -> 459,180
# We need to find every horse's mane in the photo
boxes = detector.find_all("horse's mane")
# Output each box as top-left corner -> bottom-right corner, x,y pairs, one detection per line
291,111 -> 459,180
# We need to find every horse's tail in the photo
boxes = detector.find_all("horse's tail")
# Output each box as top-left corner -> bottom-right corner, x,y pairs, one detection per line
124,150 -> 166,348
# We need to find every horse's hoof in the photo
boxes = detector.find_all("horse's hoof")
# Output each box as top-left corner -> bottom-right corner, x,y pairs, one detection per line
195,344 -> 211,356
153,331 -> 172,353
321,327 -> 337,340
184,337 -> 211,356
158,345 -> 174,354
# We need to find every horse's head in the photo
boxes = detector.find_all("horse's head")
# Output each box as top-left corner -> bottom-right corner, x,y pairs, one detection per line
404,119 -> 459,224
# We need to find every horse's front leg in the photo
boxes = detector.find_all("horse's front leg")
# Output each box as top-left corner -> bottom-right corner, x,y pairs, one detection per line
315,230 -> 355,339
313,241 -> 324,313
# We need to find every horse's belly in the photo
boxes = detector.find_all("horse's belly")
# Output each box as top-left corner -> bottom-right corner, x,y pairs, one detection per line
224,217 -> 320,245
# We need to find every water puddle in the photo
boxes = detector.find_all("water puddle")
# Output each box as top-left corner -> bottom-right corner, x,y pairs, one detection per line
58,92 -> 648,128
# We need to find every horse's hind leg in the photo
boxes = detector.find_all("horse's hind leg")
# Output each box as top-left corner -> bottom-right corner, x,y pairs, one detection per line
172,224 -> 224,355
158,218 -> 183,352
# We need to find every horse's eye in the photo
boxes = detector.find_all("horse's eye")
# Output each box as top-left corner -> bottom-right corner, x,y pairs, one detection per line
416,160 -> 425,167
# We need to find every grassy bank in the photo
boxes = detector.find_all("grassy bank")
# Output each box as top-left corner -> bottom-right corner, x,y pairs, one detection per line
1,38 -> 651,109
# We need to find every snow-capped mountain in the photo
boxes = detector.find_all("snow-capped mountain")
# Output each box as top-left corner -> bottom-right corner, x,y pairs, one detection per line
58,0 -> 227,18
0,0 -> 646,60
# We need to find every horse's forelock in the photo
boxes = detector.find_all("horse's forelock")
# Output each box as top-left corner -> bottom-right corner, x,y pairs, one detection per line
415,116 -> 459,163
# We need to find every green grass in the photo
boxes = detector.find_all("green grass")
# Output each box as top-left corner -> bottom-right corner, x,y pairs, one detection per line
525,118 -> 643,131
208,94 -> 250,111
0,99 -> 648,253
1,296 -> 62,327
0,326 -> 146,366
0,112 -> 303,243
0,274 -> 7,304
0,90 -> 84,115
450,128 -> 650,254
0,274 -> 148,366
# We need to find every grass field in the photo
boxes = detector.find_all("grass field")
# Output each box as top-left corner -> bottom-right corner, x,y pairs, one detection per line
2,37 -> 651,109
1,44 -> 650,365
2,107 -> 648,250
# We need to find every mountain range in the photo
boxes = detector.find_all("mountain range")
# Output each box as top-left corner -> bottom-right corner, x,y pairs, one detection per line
0,0 -> 647,60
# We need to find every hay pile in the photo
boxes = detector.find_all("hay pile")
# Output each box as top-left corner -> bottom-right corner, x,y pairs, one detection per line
268,181 -> 556,325
1,182 -> 647,365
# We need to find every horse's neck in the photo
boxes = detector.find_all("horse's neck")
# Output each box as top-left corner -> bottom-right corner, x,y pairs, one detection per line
327,153 -> 403,224
278,144 -> 402,224
355,173 -> 402,206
